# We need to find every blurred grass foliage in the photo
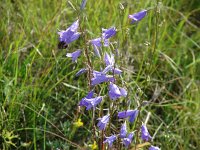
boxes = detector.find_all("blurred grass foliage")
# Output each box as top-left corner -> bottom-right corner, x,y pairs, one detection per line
0,0 -> 200,149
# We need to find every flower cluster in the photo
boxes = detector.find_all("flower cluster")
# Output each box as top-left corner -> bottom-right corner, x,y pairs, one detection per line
58,8 -> 160,150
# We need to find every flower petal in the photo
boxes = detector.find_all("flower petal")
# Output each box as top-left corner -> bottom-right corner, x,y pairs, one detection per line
103,135 -> 116,148
75,68 -> 87,77
141,124 -> 152,141
129,10 -> 147,24
149,145 -> 160,150
97,115 -> 110,130
120,122 -> 127,138
102,27 -> 116,39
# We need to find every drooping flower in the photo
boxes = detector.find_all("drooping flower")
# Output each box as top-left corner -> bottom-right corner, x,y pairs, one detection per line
91,71 -> 114,86
93,70 -> 104,77
69,20 -> 79,32
103,135 -> 116,148
104,52 -> 115,66
66,50 -> 82,62
90,37 -> 102,47
79,91 -> 94,106
89,27 -> 116,55
89,26 -> 116,55
102,66 -> 122,75
80,0 -> 87,10
129,10 -> 147,24
58,20 -> 80,44
75,68 -> 87,77
102,27 -> 116,39
102,65 -> 113,74
79,91 -> 102,110
109,83 -> 121,100
89,38 -> 102,57
118,109 -> 138,123
120,122 -> 127,138
83,96 -> 102,110
141,124 -> 152,141
119,87 -> 128,97
104,53 -> 122,75
118,110 -> 134,118
109,83 -> 127,100
129,110 -> 138,123
103,38 -> 109,47
123,132 -> 134,148
113,68 -> 122,74
149,145 -> 160,150
93,45 -> 101,57
102,27 -> 116,47
97,114 -> 110,130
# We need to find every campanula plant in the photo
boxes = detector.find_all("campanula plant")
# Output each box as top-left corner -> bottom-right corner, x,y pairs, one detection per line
57,1 -> 161,149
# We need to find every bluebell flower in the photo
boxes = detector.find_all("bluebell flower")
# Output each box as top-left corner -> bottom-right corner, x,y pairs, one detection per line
149,145 -> 160,150
80,0 -> 87,10
118,110 -> 134,118
93,45 -> 101,57
109,83 -> 121,100
90,38 -> 102,57
58,20 -> 80,44
93,27 -> 116,48
66,50 -> 81,62
102,65 -> 113,74
97,114 -> 110,130
93,70 -> 104,77
120,122 -> 127,138
104,53 -> 122,75
141,124 -> 152,141
79,91 -> 102,110
91,71 -> 114,86
102,27 -> 116,39
79,91 -> 94,106
123,132 -> 134,148
89,27 -> 116,52
129,10 -> 147,24
102,27 -> 116,47
83,96 -> 102,110
103,135 -> 116,148
90,37 -> 109,48
90,27 -> 116,53
69,20 -> 79,32
109,83 -> 127,100
90,37 -> 102,47
118,109 -> 138,123
75,68 -> 87,77
104,52 -> 115,66
102,65 -> 123,75
119,87 -> 128,97
103,38 -> 110,47
129,110 -> 138,123
113,68 -> 122,74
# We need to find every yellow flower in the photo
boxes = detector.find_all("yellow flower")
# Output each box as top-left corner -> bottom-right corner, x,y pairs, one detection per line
73,118 -> 83,128
89,141 -> 98,150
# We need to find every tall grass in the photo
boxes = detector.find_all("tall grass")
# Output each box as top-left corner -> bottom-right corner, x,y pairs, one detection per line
0,0 -> 199,149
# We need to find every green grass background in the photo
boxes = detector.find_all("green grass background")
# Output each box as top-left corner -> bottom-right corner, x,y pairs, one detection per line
0,0 -> 200,149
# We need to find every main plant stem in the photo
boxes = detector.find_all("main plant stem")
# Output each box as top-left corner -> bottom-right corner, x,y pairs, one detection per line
78,10 -> 96,143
